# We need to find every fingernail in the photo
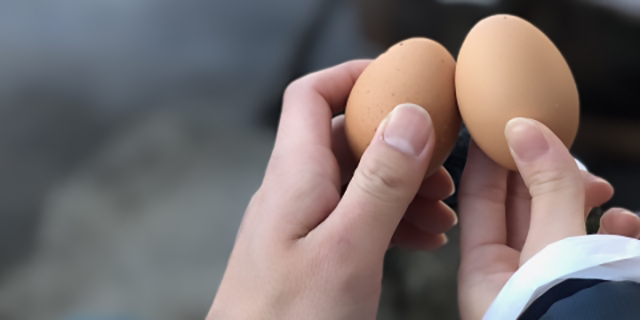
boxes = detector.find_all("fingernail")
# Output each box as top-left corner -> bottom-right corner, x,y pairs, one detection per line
452,214 -> 458,226
505,118 -> 550,163
383,104 -> 432,156
448,184 -> 456,198
446,170 -> 456,197
442,234 -> 449,245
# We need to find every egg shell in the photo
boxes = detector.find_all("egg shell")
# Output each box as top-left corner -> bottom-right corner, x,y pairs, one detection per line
456,14 -> 579,170
344,38 -> 460,176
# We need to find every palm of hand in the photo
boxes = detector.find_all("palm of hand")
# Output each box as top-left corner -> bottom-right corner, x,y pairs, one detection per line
457,141 -> 614,320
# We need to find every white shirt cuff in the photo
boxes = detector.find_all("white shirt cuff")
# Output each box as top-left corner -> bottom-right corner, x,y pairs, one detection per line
483,235 -> 640,319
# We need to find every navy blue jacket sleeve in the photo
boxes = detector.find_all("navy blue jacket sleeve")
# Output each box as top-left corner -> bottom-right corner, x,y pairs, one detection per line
519,280 -> 640,320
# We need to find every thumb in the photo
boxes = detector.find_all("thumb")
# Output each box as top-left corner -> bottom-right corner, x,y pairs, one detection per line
505,118 -> 585,263
331,103 -> 435,254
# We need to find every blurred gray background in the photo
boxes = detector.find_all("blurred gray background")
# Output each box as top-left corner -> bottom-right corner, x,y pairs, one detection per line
0,0 -> 639,319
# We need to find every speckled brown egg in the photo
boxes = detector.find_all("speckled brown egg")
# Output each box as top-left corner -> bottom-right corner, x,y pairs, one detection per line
344,38 -> 460,176
456,14 -> 580,170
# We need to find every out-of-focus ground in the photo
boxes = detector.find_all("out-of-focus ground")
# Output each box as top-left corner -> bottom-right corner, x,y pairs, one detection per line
0,1 -> 639,319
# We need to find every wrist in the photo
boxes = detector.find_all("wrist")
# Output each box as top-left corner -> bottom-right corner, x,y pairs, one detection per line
208,299 -> 266,320
209,284 -> 284,320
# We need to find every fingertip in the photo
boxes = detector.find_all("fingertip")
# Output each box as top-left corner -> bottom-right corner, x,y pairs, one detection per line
443,167 -> 456,197
600,208 -> 640,238
506,118 -> 579,176
506,118 -> 583,198
403,198 -> 458,234
382,103 -> 434,157
582,171 -> 613,190
505,119 -> 586,261
583,171 -> 614,207
391,221 -> 448,251
418,166 -> 455,200
505,118 -> 551,164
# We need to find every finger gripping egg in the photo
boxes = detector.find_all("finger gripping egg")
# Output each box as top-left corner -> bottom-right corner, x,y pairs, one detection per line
344,38 -> 461,176
456,14 -> 580,170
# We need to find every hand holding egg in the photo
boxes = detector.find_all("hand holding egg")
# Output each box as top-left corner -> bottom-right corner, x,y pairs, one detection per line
345,38 -> 461,176
211,14 -> 637,320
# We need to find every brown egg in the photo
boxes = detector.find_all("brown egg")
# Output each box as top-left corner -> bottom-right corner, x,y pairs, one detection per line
456,14 -> 580,170
344,38 -> 460,176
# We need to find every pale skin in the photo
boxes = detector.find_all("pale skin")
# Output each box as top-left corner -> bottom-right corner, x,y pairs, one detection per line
209,60 -> 640,320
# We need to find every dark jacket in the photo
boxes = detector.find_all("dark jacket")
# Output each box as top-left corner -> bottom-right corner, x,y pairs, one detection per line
520,279 -> 640,320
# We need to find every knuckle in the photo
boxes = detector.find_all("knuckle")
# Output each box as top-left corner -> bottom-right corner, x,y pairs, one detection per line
528,170 -> 581,197
283,75 -> 315,100
246,189 -> 264,209
354,158 -> 404,199
459,183 -> 507,205
283,78 -> 305,97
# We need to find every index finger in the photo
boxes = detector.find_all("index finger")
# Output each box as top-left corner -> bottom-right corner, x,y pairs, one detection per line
274,60 -> 371,155
458,141 -> 509,256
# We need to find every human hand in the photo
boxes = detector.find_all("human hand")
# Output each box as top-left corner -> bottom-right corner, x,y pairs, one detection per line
456,118 -> 640,320
598,207 -> 640,238
209,60 -> 457,320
